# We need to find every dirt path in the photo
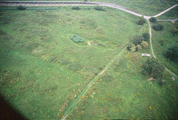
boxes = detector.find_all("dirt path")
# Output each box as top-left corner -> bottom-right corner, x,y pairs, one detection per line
157,18 -> 178,23
61,44 -> 129,120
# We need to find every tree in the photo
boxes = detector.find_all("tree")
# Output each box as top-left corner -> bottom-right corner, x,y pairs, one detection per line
133,35 -> 144,45
152,24 -> 164,31
130,44 -> 136,52
127,44 -> 132,51
141,41 -> 149,48
17,5 -> 26,10
142,58 -> 165,79
138,18 -> 145,25
142,33 -> 150,42
149,17 -> 157,23
164,45 -> 178,63
136,45 -> 142,50
171,29 -> 178,36
94,6 -> 105,11
72,6 -> 80,10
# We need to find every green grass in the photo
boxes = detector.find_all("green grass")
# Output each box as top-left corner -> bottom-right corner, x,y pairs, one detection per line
157,6 -> 178,19
68,50 -> 178,120
150,21 -> 178,76
0,4 -> 177,120
0,6 -> 141,119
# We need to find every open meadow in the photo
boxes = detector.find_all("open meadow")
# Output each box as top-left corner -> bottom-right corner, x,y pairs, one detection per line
0,2 -> 178,120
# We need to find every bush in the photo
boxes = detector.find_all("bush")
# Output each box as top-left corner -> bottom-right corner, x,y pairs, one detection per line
159,39 -> 165,46
70,35 -> 84,43
138,17 -> 146,25
143,33 -> 150,42
152,24 -> 164,31
132,35 -> 144,45
17,5 -> 26,10
94,6 -> 105,11
164,45 -> 178,63
130,44 -> 136,52
127,44 -> 132,51
149,17 -> 157,23
136,45 -> 142,50
72,6 -> 80,10
171,29 -> 178,36
141,41 -> 149,48
142,58 -> 165,79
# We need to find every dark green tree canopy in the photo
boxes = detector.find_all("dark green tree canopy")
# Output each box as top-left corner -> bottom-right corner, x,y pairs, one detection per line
142,33 -> 150,42
132,35 -> 144,45
164,45 -> 178,63
149,17 -> 157,23
72,6 -> 80,10
142,58 -> 165,79
17,5 -> 26,10
152,24 -> 164,31
138,18 -> 146,25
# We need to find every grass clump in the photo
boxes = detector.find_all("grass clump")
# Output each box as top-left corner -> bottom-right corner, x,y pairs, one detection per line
17,5 -> 26,10
94,6 -> 105,11
72,6 -> 80,10
70,35 -> 84,43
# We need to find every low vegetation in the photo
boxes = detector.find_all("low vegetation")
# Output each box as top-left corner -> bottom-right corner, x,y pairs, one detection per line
152,24 -> 164,31
149,17 -> 157,23
17,5 -> 26,10
164,45 -> 178,63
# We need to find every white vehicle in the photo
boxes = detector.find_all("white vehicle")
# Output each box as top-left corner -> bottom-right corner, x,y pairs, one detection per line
142,53 -> 151,57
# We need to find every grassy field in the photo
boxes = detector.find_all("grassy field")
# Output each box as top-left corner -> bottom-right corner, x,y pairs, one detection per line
0,4 -> 178,120
0,6 -> 143,119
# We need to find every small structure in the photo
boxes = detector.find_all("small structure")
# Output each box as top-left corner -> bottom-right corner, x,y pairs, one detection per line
142,53 -> 151,57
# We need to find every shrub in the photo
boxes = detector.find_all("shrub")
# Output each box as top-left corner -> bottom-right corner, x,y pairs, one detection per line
72,6 -> 80,10
138,17 -> 146,25
141,41 -> 149,48
127,44 -> 132,51
130,44 -> 136,52
136,45 -> 142,50
164,45 -> 178,63
152,24 -> 164,31
142,33 -> 150,42
142,58 -> 165,79
171,29 -> 178,36
133,35 -> 144,45
94,6 -> 105,11
149,17 -> 157,23
70,35 -> 84,43
159,39 -> 165,46
17,5 -> 26,10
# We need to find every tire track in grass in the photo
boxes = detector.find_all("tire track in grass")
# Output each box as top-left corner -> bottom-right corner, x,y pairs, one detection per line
61,43 -> 129,120
147,19 -> 177,77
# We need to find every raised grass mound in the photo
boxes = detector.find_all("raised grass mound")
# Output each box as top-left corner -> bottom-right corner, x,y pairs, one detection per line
70,35 -> 84,43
